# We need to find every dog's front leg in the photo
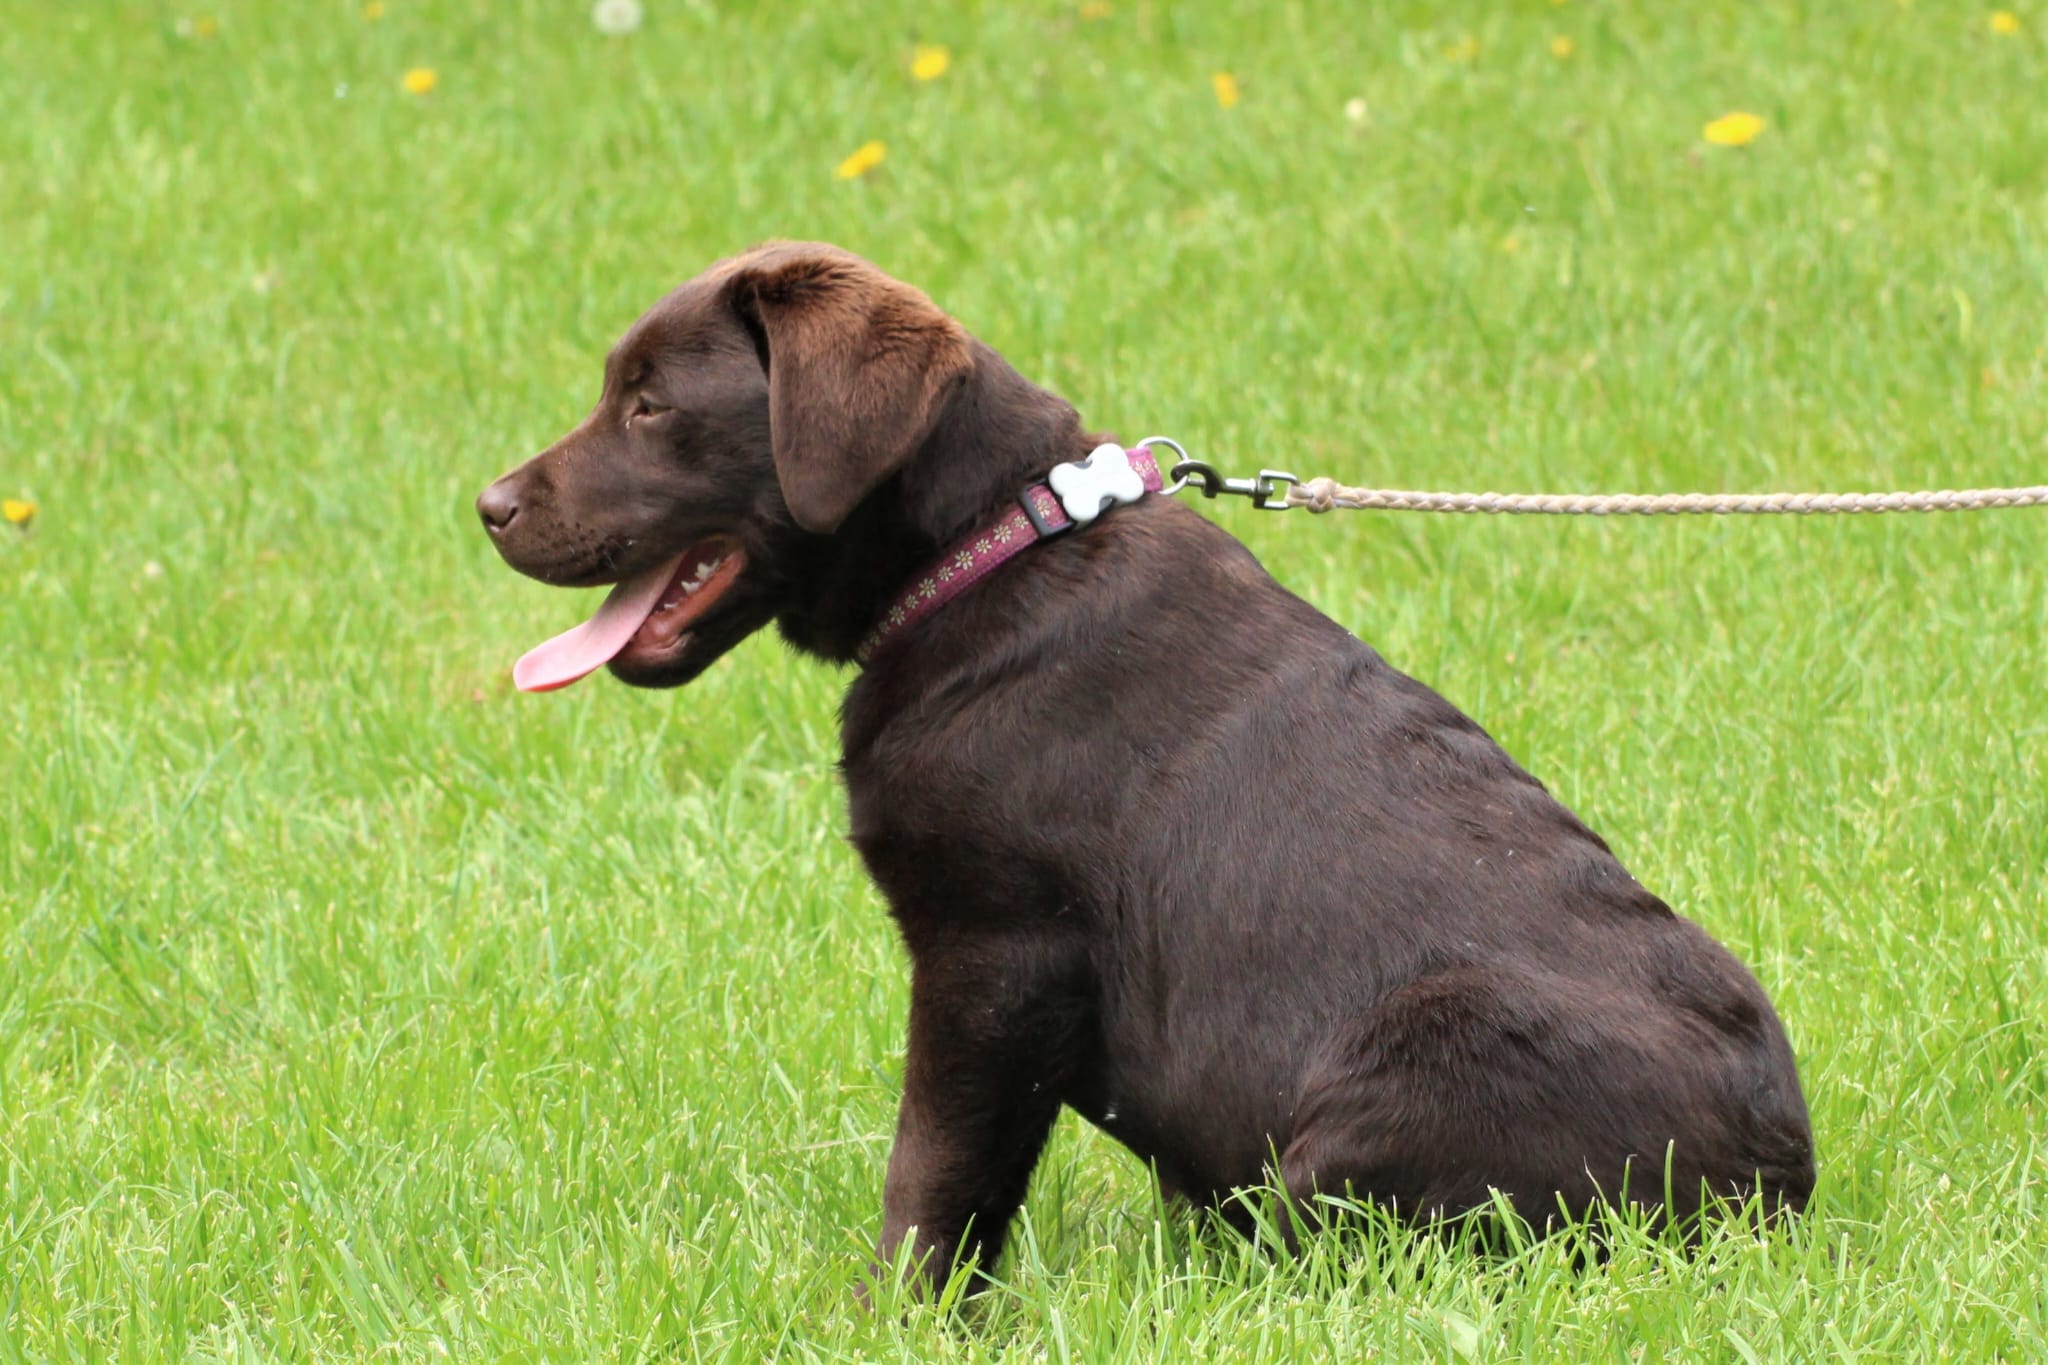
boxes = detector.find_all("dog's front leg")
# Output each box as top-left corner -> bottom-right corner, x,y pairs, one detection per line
867,952 -> 1086,1302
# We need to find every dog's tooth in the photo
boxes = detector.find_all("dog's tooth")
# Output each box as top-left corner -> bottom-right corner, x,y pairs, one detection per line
667,554 -> 725,602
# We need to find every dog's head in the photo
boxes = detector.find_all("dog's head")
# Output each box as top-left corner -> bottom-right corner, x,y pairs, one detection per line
478,242 -> 974,690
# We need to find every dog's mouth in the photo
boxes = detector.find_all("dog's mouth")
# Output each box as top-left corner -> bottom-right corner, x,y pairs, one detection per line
512,535 -> 747,693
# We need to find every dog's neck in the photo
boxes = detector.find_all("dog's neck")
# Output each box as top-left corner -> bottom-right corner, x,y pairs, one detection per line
774,340 -> 1096,663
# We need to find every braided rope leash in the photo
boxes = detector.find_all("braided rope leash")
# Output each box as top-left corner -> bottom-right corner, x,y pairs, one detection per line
1142,439 -> 2048,518
1285,480 -> 2048,516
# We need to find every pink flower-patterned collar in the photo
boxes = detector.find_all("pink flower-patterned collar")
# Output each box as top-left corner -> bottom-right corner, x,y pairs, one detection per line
857,443 -> 1167,664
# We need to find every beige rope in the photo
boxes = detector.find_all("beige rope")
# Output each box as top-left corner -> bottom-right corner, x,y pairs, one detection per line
1287,478 -> 2048,516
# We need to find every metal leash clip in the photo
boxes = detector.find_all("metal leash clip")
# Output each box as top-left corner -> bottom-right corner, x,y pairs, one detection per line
1142,437 -> 1300,511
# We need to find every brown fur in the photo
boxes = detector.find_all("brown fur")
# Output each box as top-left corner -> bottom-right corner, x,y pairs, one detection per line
734,243 -> 975,533
479,242 -> 1815,1298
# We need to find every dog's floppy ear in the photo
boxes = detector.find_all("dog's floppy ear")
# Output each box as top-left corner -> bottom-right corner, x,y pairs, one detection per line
728,243 -> 974,534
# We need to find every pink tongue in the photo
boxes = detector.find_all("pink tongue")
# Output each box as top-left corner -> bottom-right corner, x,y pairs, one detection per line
512,554 -> 685,693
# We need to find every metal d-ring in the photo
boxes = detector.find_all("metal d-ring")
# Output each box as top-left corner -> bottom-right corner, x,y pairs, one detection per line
1137,436 -> 1200,495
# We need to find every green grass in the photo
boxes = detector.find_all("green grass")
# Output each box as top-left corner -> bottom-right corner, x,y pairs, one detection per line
4,0 -> 2046,1358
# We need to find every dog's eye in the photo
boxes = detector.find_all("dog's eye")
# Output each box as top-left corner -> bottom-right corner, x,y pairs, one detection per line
630,396 -> 673,423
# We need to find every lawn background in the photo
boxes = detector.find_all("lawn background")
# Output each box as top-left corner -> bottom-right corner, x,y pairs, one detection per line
3,0 -> 2045,1359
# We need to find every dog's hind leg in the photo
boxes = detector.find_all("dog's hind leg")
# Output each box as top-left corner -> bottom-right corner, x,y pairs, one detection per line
1274,964 -> 1783,1237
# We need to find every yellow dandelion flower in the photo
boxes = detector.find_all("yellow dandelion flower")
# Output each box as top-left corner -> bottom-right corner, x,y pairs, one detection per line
1212,71 -> 1240,108
1550,35 -> 1574,58
1703,111 -> 1766,147
193,16 -> 219,38
1497,233 -> 1523,254
836,140 -> 886,179
1444,34 -> 1480,62
1990,10 -> 2021,33
4,498 -> 36,528
1079,1 -> 1112,18
402,66 -> 438,95
363,0 -> 385,18
911,44 -> 951,81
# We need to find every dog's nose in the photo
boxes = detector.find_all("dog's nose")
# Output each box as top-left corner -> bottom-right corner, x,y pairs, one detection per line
477,480 -> 521,534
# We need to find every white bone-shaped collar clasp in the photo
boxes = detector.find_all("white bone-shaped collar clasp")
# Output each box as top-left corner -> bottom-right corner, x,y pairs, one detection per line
1048,443 -> 1146,525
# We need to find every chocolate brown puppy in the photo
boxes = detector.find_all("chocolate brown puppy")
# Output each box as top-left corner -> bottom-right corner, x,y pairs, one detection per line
478,242 -> 1815,1293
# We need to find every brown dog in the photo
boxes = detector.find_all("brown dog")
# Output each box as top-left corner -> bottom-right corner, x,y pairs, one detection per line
478,242 -> 1814,1293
